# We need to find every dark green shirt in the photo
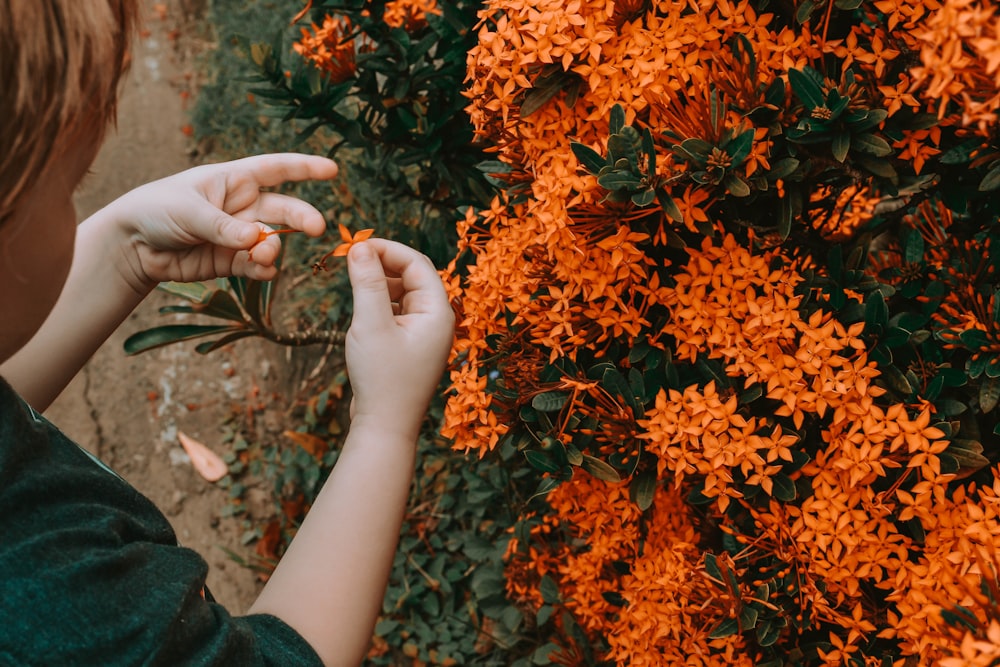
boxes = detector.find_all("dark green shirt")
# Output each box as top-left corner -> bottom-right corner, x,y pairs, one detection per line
0,378 -> 323,666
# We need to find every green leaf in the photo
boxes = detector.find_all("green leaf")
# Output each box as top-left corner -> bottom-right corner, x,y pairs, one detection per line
831,132 -> 850,162
124,324 -> 246,356
158,281 -> 211,303
531,392 -> 569,412
194,331 -> 258,354
571,142 -> 607,175
795,0 -> 817,23
521,76 -> 565,117
674,138 -> 714,165
597,171 -> 642,190
768,157 -> 800,180
581,455 -> 622,482
709,617 -> 740,639
726,129 -> 755,165
852,133 -> 893,157
540,575 -> 561,604
524,450 -> 562,474
981,376 -> 1000,412
772,473 -> 797,502
629,468 -> 657,510
979,165 -> 1000,191
657,189 -> 683,222
609,104 -> 626,135
883,365 -> 915,395
864,291 -> 889,332
756,617 -> 783,646
940,139 -> 981,165
704,552 -> 722,581
948,439 -> 990,479
631,188 -> 656,207
788,67 -> 825,109
724,174 -> 751,197
739,605 -> 760,632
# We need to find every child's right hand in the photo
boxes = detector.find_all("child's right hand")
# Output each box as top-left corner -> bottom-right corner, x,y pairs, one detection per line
344,239 -> 454,439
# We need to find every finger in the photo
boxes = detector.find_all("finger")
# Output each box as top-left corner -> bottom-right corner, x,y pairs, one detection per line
243,223 -> 282,266
346,241 -> 395,331
186,197 -> 264,250
228,153 -> 338,190
236,192 -> 328,237
365,239 -> 449,315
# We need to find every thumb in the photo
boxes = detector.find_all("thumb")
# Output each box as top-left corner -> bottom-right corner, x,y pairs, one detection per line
347,242 -> 393,329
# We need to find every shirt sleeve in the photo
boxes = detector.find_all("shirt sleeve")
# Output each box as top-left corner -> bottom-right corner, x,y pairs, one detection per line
0,379 -> 325,667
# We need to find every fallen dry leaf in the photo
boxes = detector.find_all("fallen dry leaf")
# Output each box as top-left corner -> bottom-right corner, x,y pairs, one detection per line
177,431 -> 228,482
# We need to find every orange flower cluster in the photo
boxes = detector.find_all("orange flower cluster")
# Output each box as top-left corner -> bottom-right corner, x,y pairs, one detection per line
293,14 -> 357,83
382,0 -> 440,31
506,475 -> 757,666
439,0 -> 1000,662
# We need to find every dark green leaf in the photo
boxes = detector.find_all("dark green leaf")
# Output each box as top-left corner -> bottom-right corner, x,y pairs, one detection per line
739,605 -> 760,632
581,455 -> 622,482
980,165 -> 1000,192
852,133 -> 893,157
831,132 -> 850,162
726,129 -> 755,165
788,67 -> 825,109
124,324 -> 246,356
757,617 -> 783,646
772,473 -> 797,502
525,450 -> 562,474
571,142 -> 606,175
768,157 -> 800,180
540,575 -> 561,604
597,171 -> 642,190
609,104 -> 626,135
709,617 -> 740,639
981,376 -> 1000,412
194,331 -> 257,354
158,280 -> 211,303
532,392 -> 569,412
704,553 -> 723,581
795,0 -> 817,23
657,189 -> 683,222
629,468 -> 657,510
631,188 -> 657,207
724,174 -> 751,197
601,591 -> 628,607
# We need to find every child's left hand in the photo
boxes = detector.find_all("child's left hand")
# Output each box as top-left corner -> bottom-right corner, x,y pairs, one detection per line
103,153 -> 338,290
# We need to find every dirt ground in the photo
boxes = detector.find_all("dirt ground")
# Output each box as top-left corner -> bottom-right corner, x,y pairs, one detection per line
46,0 -> 293,613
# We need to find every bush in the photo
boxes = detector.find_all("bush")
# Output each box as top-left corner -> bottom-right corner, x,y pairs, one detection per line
149,0 -> 1000,664
442,0 -> 1000,664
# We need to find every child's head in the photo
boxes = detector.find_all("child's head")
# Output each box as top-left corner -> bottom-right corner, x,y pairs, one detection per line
0,0 -> 138,362
1,0 -> 138,221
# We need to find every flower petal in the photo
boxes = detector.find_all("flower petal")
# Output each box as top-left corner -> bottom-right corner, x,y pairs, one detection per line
177,431 -> 228,482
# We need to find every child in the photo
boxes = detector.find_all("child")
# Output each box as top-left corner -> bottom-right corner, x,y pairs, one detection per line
0,1 -> 455,665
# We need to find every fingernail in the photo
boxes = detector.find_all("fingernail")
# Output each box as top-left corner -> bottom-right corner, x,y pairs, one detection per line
350,242 -> 374,261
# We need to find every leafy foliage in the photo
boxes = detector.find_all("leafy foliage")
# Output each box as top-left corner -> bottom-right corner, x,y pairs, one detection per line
151,0 -> 1000,664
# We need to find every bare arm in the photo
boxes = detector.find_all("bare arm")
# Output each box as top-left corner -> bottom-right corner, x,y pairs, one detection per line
248,239 -> 455,666
0,154 -> 337,410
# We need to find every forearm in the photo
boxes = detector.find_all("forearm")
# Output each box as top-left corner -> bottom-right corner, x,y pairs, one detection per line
248,418 -> 416,667
0,207 -> 151,410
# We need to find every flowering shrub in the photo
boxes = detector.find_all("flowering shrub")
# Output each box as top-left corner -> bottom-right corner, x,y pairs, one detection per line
159,0 -> 1000,663
441,0 -> 1000,664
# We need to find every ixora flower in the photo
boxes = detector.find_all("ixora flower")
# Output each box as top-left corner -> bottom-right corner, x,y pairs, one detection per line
442,0 -> 1000,663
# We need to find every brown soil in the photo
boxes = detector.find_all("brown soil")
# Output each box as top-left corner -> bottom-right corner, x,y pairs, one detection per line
46,0 -> 294,613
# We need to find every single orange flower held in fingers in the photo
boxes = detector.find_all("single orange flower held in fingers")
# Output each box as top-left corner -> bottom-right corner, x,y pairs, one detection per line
247,227 -> 302,261
313,224 -> 374,273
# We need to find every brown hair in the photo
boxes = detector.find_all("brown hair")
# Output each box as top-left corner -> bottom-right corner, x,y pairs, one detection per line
0,0 -> 138,222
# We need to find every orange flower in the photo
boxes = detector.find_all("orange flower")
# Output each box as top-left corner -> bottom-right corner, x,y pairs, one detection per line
312,224 -> 374,273
293,15 -> 358,83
